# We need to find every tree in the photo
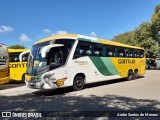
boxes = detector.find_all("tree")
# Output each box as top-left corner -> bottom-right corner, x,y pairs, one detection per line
151,4 -> 160,45
112,4 -> 160,58
112,31 -> 136,45
134,22 -> 159,57
8,44 -> 26,49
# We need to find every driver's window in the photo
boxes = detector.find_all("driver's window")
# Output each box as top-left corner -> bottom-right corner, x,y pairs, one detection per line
51,51 -> 62,66
47,48 -> 63,70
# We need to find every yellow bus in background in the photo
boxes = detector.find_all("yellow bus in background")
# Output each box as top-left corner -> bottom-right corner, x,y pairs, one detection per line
9,49 -> 30,82
0,44 -> 10,84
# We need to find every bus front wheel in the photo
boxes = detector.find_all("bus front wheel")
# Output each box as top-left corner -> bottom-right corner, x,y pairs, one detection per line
73,76 -> 85,91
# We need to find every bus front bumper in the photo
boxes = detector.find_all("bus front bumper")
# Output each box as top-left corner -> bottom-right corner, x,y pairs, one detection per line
25,74 -> 67,89
25,79 -> 57,89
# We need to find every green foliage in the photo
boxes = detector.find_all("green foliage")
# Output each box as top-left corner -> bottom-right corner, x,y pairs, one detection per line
112,4 -> 160,58
8,44 -> 26,49
112,31 -> 136,45
151,4 -> 160,44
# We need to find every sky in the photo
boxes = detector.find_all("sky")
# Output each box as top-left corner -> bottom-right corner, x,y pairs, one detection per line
0,0 -> 159,48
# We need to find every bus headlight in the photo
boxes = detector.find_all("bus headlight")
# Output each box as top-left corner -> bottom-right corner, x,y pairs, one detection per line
25,75 -> 32,81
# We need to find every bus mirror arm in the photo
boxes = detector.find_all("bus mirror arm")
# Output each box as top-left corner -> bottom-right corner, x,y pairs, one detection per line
19,50 -> 30,62
41,44 -> 64,58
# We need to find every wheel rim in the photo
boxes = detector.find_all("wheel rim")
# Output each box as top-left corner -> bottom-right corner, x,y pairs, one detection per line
128,72 -> 132,80
73,76 -> 85,90
134,71 -> 138,76
76,79 -> 82,87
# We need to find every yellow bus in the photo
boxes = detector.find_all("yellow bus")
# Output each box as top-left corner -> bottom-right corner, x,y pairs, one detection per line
0,44 -> 10,84
9,49 -> 30,82
25,34 -> 145,90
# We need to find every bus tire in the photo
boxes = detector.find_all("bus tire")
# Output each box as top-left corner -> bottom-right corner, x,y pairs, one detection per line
127,70 -> 133,80
22,74 -> 26,83
73,76 -> 85,91
133,69 -> 138,79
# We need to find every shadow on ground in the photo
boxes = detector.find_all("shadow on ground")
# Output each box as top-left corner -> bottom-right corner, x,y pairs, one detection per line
1,76 -> 157,119
0,84 -> 160,119
33,76 -> 144,96
0,81 -> 25,90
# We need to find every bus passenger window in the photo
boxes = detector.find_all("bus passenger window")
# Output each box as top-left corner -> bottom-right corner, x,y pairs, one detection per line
125,48 -> 133,58
115,47 -> 125,57
119,53 -> 124,57
140,50 -> 144,58
93,43 -> 105,57
73,41 -> 92,58
133,49 -> 141,58
12,58 -> 19,62
108,52 -> 113,56
9,53 -> 21,62
106,45 -> 115,57
86,50 -> 92,56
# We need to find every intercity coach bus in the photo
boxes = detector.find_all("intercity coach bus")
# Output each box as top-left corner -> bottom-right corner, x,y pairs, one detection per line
0,44 -> 10,84
9,49 -> 30,82
25,34 -> 145,90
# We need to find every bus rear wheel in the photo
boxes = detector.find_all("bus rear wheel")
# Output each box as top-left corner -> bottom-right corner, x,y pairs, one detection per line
127,70 -> 133,80
133,70 -> 138,79
73,76 -> 85,91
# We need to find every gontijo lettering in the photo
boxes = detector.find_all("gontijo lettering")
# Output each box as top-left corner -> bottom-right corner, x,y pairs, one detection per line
118,59 -> 136,64
10,63 -> 27,68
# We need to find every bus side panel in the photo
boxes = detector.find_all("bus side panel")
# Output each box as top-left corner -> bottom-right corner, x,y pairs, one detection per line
10,62 -> 27,81
66,57 -> 121,86
140,58 -> 146,75
110,57 -> 146,78
88,56 -> 121,81
66,57 -> 96,86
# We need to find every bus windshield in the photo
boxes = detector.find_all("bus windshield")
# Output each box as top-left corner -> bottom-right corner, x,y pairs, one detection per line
27,41 -> 50,75
27,39 -> 75,75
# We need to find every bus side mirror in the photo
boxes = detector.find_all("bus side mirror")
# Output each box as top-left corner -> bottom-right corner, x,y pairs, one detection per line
41,44 -> 64,58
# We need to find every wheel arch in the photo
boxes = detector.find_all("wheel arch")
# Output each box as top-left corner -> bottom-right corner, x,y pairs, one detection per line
128,69 -> 133,74
22,73 -> 26,82
72,72 -> 86,85
134,68 -> 138,72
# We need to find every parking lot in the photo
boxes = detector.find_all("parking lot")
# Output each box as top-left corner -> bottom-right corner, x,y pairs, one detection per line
0,70 -> 160,119
0,81 -> 25,90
